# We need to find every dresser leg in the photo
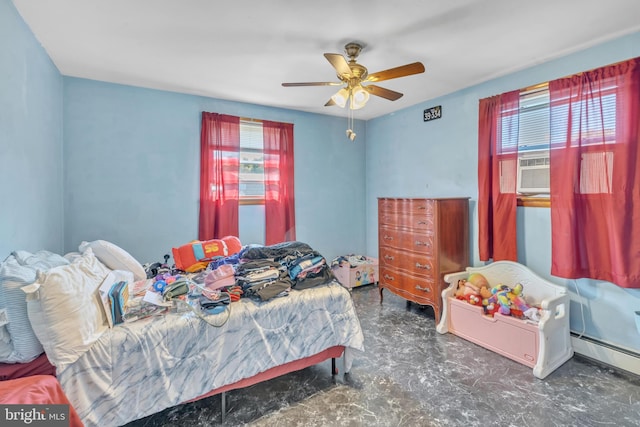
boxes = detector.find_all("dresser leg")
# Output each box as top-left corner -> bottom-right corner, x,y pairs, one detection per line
379,286 -> 384,303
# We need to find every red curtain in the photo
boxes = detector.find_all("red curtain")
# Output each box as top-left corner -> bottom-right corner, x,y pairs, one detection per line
198,112 -> 240,240
263,120 -> 296,245
549,58 -> 640,288
477,90 -> 520,261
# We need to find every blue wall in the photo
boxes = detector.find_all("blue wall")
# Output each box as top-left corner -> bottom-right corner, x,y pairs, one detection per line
365,32 -> 640,353
0,0 -> 64,258
62,78 -> 367,264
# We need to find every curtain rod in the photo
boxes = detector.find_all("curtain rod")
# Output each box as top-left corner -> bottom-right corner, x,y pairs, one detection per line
521,82 -> 548,94
240,117 -> 294,126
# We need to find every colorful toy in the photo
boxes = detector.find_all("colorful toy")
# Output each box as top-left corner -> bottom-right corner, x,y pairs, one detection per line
221,235 -> 242,256
153,273 -> 183,293
172,239 -> 228,271
478,283 -> 492,300
467,272 -> 490,289
456,277 -> 491,307
466,293 -> 482,305
466,272 -> 492,300
455,279 -> 467,299
481,282 -> 538,318
153,280 -> 167,292
172,236 -> 243,272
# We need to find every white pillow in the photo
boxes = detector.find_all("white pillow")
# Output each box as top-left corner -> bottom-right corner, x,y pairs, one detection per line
79,240 -> 146,281
13,250 -> 67,267
23,249 -> 111,371
0,253 -> 68,363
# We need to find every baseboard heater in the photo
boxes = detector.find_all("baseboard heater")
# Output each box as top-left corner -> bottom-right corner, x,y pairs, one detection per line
570,332 -> 640,377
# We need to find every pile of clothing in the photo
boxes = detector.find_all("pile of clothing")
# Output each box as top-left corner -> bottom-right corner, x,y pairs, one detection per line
152,241 -> 333,302
234,241 -> 333,300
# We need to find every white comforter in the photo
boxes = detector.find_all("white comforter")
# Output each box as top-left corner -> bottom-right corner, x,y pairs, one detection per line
57,282 -> 365,427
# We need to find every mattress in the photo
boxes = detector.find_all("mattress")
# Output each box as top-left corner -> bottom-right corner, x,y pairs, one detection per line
56,281 -> 365,427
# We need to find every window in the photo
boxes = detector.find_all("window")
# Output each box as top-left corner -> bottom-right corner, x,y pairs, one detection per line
479,57 -> 640,284
500,85 -> 551,198
239,120 -> 265,203
199,112 -> 295,243
502,82 -> 617,205
518,85 -> 551,153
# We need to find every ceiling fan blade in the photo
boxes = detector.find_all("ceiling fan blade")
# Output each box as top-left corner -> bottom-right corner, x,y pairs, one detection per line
324,98 -> 337,107
282,81 -> 343,87
324,53 -> 351,77
365,62 -> 425,83
363,85 -> 403,101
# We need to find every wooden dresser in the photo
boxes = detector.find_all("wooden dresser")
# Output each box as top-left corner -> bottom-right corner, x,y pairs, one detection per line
378,197 -> 469,323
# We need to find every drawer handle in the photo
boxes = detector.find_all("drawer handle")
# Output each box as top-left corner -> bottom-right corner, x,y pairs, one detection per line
415,285 -> 431,292
383,235 -> 393,241
418,206 -> 426,210
384,255 -> 395,261
417,221 -> 428,225
416,262 -> 431,270
384,274 -> 395,281
415,240 -> 430,247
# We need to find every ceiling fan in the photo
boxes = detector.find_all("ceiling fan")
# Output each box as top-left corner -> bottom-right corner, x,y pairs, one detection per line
282,42 -> 425,111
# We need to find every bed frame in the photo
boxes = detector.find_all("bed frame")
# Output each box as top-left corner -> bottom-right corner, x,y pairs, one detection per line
189,345 -> 345,421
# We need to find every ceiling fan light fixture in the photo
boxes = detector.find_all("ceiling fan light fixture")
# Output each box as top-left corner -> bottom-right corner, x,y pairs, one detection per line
331,88 -> 349,108
350,85 -> 370,110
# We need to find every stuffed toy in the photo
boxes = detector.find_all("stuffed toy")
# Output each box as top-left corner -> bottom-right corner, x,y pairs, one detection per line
481,282 -> 540,319
467,272 -> 490,289
455,279 -> 467,299
478,284 -> 492,300
482,284 -> 507,306
468,272 -> 492,300
482,284 -> 513,315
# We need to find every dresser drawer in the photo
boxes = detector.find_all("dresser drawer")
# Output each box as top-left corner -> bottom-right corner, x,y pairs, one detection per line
378,199 -> 434,216
378,226 -> 434,255
379,246 -> 436,279
379,266 -> 435,299
378,211 -> 434,231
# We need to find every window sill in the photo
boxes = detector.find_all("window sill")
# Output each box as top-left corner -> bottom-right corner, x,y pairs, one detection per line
517,196 -> 550,208
240,198 -> 264,206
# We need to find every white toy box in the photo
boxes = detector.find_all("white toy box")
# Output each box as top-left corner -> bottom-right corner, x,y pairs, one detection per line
436,261 -> 573,379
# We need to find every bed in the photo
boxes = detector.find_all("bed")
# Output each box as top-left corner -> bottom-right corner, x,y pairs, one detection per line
2,241 -> 365,427
57,279 -> 364,427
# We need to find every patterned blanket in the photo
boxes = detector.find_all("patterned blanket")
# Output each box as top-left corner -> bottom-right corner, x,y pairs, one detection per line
57,281 -> 365,427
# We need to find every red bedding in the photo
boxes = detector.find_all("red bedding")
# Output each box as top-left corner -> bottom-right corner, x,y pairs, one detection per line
0,353 -> 56,381
0,374 -> 84,427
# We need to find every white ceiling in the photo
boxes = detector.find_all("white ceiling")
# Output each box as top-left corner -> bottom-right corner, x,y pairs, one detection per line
12,0 -> 640,120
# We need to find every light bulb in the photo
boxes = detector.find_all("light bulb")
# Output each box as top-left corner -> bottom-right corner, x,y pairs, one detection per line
331,88 -> 349,108
350,86 -> 370,110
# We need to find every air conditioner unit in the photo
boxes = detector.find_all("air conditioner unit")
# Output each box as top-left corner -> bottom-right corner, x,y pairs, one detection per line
517,151 -> 550,194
